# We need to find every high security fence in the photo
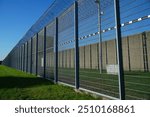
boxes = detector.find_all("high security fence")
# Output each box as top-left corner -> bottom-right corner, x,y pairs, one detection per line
2,0 -> 150,100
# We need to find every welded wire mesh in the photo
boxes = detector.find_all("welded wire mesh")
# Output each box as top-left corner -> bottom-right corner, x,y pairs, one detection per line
14,49 -> 17,69
2,0 -> 150,100
11,50 -> 16,69
78,0 -> 98,46
78,0 -> 119,98
20,47 -> 22,70
32,36 -> 36,74
120,0 -> 150,99
45,21 -> 55,80
17,47 -> 20,70
24,43 -> 27,72
20,47 -> 23,70
38,29 -> 44,77
27,39 -> 31,73
16,0 -> 75,48
58,4 -> 75,86
22,44 -> 25,71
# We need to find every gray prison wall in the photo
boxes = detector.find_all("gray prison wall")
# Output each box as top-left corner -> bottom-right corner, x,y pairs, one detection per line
102,42 -> 107,70
58,51 -> 63,68
17,31 -> 150,74
78,39 -> 118,71
27,39 -> 31,73
70,49 -> 74,69
122,36 -> 130,71
24,42 -> 27,72
38,29 -> 44,77
65,49 -> 69,68
45,21 -> 55,80
22,44 -> 25,71
63,50 -> 67,68
66,49 -> 70,68
11,50 -> 15,68
58,49 -> 75,68
146,31 -> 150,71
76,32 -> 149,71
128,33 -> 144,71
84,45 -> 91,69
79,46 -> 85,69
32,35 -> 37,74
91,43 -> 99,69
106,39 -> 117,65
16,47 -> 19,70
59,49 -> 75,69
19,46 -> 22,70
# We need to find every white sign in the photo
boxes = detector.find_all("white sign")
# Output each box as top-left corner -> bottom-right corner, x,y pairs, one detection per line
106,64 -> 118,75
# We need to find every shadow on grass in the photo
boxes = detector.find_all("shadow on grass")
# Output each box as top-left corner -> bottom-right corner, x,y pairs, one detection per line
0,76 -> 53,89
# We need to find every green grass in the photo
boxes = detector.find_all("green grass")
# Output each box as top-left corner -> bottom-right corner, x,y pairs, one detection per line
1,65 -> 149,100
0,65 -> 98,100
57,68 -> 150,100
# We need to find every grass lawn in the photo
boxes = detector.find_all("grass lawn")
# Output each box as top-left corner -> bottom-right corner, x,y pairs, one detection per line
57,68 -> 150,100
0,65 -> 98,100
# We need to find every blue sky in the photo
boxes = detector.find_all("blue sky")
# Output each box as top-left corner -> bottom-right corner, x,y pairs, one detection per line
1,0 -> 150,60
0,0 -> 54,61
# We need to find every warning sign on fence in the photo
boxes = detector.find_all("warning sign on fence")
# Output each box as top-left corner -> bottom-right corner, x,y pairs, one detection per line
106,64 -> 118,75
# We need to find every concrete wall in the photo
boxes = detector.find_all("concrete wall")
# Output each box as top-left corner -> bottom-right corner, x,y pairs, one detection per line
91,43 -> 99,69
4,31 -> 150,74
146,31 -> 150,71
63,50 -> 66,68
102,42 -> 107,70
70,49 -> 74,68
32,53 -> 36,74
85,45 -> 91,69
62,49 -> 74,69
107,39 -> 117,65
24,43 -> 27,72
79,46 -> 85,69
28,40 -> 31,73
50,51 -> 54,67
56,32 -> 150,71
38,52 -> 44,76
129,34 -> 144,71
122,37 -> 130,71
66,49 -> 70,68
59,51 -> 63,68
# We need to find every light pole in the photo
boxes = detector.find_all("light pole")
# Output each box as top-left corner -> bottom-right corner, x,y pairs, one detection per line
95,0 -> 103,73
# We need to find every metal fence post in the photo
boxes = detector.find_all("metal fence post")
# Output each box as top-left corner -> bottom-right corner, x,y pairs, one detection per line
21,46 -> 22,71
23,44 -> 25,72
54,18 -> 58,83
20,46 -> 22,70
44,27 -> 47,78
36,33 -> 39,76
30,38 -> 33,74
19,47 -> 21,70
114,0 -> 125,100
26,42 -> 28,72
16,48 -> 18,69
18,47 -> 20,70
74,1 -> 79,89
95,0 -> 103,73
127,36 -> 131,71
22,45 -> 24,71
